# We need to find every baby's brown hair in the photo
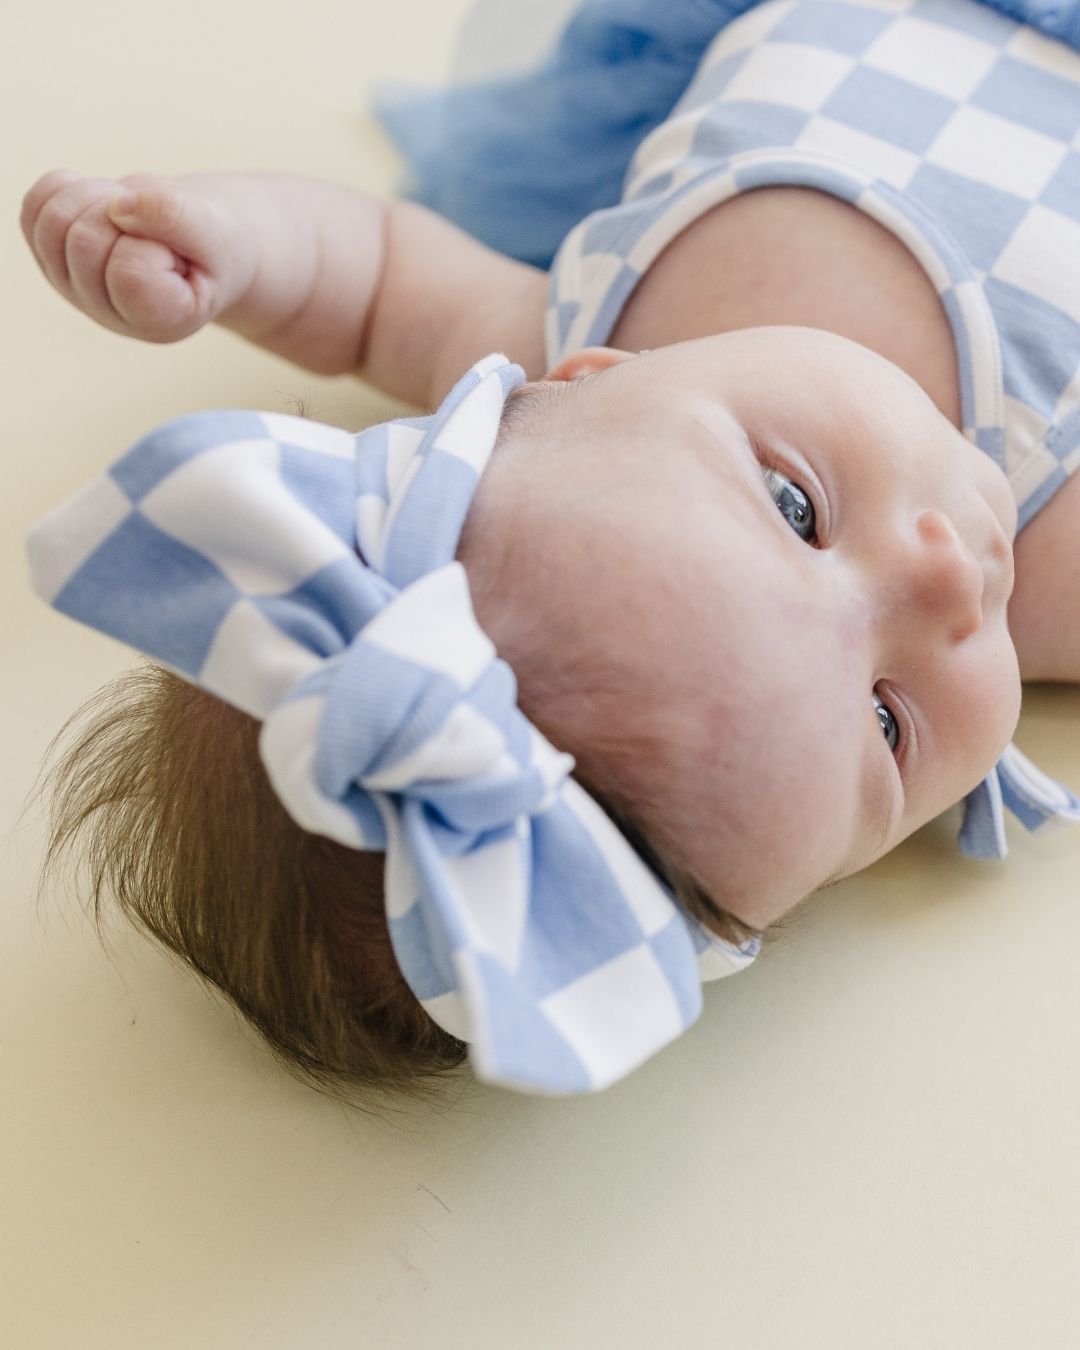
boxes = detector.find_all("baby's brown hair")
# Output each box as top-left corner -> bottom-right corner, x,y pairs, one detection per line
35,388 -> 762,1106
37,652 -> 759,1104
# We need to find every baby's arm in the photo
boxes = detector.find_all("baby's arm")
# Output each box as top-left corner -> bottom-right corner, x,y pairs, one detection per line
20,170 -> 548,408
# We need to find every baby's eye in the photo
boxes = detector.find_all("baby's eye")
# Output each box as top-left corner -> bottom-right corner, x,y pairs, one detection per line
873,693 -> 900,753
762,466 -> 817,543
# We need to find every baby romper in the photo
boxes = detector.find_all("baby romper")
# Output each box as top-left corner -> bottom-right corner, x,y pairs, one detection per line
544,0 -> 1080,853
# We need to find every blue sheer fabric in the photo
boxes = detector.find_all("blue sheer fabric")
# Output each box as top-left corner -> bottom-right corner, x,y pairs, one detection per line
374,0 -> 1080,267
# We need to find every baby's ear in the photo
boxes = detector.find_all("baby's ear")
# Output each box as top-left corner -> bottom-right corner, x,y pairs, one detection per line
545,347 -> 636,382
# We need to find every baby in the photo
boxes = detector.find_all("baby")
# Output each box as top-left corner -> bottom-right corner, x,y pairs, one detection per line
21,0 -> 1080,1097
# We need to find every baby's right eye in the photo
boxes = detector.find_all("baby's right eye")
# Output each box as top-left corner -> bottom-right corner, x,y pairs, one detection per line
873,693 -> 901,753
762,466 -> 817,544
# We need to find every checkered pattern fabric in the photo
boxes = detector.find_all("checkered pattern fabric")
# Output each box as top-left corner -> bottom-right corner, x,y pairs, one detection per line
26,353 -> 759,1096
546,0 -> 1080,857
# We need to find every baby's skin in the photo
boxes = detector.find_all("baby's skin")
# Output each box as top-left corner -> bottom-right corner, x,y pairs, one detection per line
20,168 -> 1080,927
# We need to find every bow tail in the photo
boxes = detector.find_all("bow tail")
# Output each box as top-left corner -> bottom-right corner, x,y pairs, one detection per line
959,743 -> 1080,859
384,784 -> 706,1094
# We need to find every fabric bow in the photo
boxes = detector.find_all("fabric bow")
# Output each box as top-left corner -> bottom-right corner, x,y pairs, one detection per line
26,352 -> 759,1095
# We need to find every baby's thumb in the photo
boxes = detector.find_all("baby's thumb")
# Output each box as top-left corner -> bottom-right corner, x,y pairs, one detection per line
106,184 -> 220,267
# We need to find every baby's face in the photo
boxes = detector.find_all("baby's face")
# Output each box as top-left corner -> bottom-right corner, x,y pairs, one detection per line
511,327 -> 1021,929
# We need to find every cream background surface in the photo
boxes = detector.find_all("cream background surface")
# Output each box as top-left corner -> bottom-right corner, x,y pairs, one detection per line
4,2 -> 1080,1347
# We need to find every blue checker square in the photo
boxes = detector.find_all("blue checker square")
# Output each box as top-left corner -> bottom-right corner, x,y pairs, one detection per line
625,168 -> 674,202
906,163 -> 1031,271
675,52 -> 751,115
984,276 -> 1080,420
648,916 -> 703,1026
1046,403 -> 1080,467
513,811 -> 650,998
910,0 -> 1017,45
588,260 -> 649,345
388,902 -> 456,1000
553,299 -> 581,349
473,952 -> 592,1093
1040,151 -> 1080,222
109,409 -> 268,503
691,100 -> 809,161
822,66 -> 957,154
278,441 -> 358,546
970,55 -> 1080,143
53,510 -> 240,677
768,0 -> 895,56
582,206 -> 639,257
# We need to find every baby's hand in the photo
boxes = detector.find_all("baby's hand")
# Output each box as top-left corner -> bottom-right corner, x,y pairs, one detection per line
20,170 -> 252,344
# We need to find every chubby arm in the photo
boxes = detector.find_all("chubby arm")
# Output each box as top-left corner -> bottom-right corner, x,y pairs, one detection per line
1009,470 -> 1080,682
354,197 -> 549,405
20,170 -> 550,410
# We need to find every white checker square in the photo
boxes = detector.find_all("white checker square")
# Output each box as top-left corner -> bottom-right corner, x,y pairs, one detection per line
1001,398 -> 1054,517
992,204 -> 1080,315
540,943 -> 683,1088
702,0 -> 796,65
362,701 -> 505,792
378,452 -> 421,547
200,598 -> 323,717
362,562 -> 496,684
139,438 -> 350,595
720,42 -> 854,113
697,938 -> 758,981
1006,25 -> 1080,87
798,114 -> 920,188
443,830 -> 527,969
862,15 -> 998,100
385,421 -> 425,498
421,990 -> 470,1043
925,105 -> 1066,200
435,368 -> 506,474
1002,394 -> 1050,470
355,492 -> 388,568
27,470 -> 132,603
627,111 -> 702,189
259,412 -> 355,460
1008,440 -> 1061,513
381,804 -> 421,920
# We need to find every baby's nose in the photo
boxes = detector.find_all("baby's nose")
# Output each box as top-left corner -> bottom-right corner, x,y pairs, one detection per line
904,507 -> 985,641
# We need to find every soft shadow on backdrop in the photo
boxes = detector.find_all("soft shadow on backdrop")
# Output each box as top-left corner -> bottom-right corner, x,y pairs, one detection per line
4,2 -> 1080,1348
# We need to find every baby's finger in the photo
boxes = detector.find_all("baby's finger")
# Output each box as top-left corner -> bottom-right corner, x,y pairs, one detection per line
104,233 -> 204,342
106,181 -> 228,277
19,169 -> 81,245
29,176 -> 119,294
64,201 -> 127,328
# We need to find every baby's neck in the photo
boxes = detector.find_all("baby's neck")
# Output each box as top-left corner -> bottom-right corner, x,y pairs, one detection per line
608,185 -> 962,428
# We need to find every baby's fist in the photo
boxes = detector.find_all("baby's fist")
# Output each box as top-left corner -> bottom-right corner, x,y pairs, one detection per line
20,170 -> 246,344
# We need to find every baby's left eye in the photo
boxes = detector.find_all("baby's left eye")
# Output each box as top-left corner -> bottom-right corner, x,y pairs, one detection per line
763,467 -> 817,544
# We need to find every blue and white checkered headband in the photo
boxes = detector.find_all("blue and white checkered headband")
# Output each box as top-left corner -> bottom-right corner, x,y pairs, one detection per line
26,352 -> 760,1096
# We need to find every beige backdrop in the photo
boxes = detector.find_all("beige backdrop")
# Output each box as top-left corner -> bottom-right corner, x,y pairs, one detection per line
4,2 -> 1080,1347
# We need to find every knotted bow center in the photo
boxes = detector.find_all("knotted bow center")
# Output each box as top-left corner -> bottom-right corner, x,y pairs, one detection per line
261,562 -> 574,844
